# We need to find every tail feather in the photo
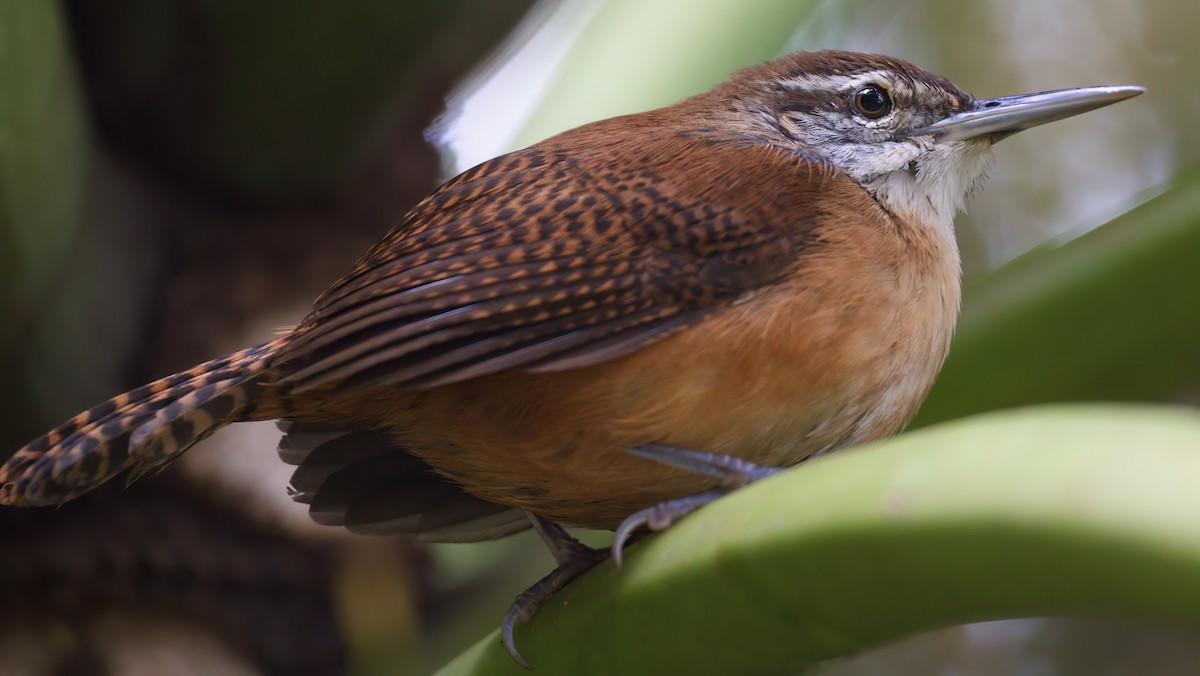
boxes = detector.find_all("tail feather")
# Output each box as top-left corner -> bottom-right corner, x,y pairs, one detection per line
0,339 -> 286,507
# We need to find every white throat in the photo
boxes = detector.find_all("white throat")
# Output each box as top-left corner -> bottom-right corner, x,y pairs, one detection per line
860,139 -> 994,241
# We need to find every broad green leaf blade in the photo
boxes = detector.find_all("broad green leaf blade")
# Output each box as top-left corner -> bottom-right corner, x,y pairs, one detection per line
0,0 -> 88,346
0,0 -> 96,452
914,167 -> 1200,426
511,0 -> 821,149
438,404 -> 1200,675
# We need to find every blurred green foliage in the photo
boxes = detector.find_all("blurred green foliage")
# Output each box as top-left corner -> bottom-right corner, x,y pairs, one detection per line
915,167 -> 1200,426
0,1 -> 87,352
0,0 -> 91,448
512,0 -> 821,147
70,0 -> 531,203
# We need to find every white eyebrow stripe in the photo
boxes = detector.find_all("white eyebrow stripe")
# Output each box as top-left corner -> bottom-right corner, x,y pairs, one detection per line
781,70 -> 916,98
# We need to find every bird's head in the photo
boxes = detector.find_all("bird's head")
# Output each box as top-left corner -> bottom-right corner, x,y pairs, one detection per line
707,50 -> 1143,234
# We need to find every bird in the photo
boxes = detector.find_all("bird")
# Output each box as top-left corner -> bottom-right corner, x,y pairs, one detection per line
0,50 -> 1142,667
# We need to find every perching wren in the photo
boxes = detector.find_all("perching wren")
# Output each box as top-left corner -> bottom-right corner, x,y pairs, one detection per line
0,50 -> 1142,666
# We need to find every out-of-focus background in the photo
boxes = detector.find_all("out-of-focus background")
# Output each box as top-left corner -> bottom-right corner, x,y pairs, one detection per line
0,1 -> 1197,674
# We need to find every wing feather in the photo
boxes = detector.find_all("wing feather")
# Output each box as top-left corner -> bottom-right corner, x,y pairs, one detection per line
277,132 -> 831,391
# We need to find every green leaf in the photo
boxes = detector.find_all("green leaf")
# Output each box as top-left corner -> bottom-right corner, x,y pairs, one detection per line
0,0 -> 93,450
914,167 -> 1200,426
0,0 -> 89,344
437,404 -> 1200,675
511,0 -> 821,148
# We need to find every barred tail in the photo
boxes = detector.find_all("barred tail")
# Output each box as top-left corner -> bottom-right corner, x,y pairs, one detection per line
0,338 -> 289,507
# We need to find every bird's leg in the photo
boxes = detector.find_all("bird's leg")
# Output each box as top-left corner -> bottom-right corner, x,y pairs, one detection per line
502,449 -> 779,666
502,513 -> 609,669
612,444 -> 782,566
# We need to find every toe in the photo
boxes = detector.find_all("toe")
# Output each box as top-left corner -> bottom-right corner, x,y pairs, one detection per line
611,490 -> 724,567
627,445 -> 782,488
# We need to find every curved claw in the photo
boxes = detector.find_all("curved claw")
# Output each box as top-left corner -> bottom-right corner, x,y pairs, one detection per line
501,449 -> 783,665
502,514 -> 609,668
611,490 -> 725,567
611,506 -> 652,569
502,595 -> 533,670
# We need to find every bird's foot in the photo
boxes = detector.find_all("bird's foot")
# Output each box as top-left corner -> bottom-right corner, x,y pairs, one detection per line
612,445 -> 782,566
501,448 -> 780,667
627,444 -> 782,486
502,513 -> 609,669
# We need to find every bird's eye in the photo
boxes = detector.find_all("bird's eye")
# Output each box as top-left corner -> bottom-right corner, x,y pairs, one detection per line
853,86 -> 892,119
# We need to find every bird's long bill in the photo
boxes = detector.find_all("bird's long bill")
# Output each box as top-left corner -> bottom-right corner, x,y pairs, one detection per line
911,85 -> 1145,141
